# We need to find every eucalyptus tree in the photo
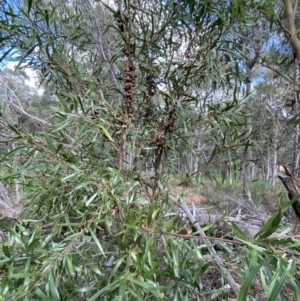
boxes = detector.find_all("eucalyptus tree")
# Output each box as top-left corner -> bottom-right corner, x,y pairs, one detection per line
0,0 -> 299,300
279,0 -> 300,175
254,0 -> 300,174
251,69 -> 293,184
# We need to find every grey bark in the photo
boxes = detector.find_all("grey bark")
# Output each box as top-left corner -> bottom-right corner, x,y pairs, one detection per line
278,165 -> 300,220
284,0 -> 300,175
242,79 -> 252,199
0,182 -> 22,219
242,25 -> 261,200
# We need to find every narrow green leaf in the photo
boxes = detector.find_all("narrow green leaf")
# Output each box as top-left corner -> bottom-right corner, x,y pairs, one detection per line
2,245 -> 10,258
28,0 -> 32,14
87,279 -> 121,301
260,267 -> 268,292
171,243 -> 179,277
99,125 -> 114,142
49,7 -> 56,19
25,34 -> 36,48
237,239 -> 265,252
129,250 -> 137,263
61,173 -> 77,182
237,264 -> 263,301
0,47 -> 14,62
267,272 -> 287,301
288,279 -> 300,300
281,197 -> 299,213
0,225 -> 24,246
35,288 -> 49,300
25,238 -> 40,253
86,192 -> 98,206
207,145 -> 218,164
4,290 -> 28,299
6,122 -> 21,135
70,164 -> 82,172
231,222 -> 248,240
49,273 -> 60,301
249,249 -> 258,270
44,133 -> 57,154
254,209 -> 282,240
0,145 -> 27,163
7,272 -> 39,278
44,9 -> 49,27
88,227 -> 104,255
66,256 -> 74,276
75,180 -> 94,190
129,278 -> 163,298
56,95 -> 71,112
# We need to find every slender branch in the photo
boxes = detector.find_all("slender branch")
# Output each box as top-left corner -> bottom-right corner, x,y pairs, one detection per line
0,76 -> 76,144
1,77 -> 50,128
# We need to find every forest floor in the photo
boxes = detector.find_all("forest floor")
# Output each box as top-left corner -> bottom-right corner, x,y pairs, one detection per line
169,179 -> 299,300
169,177 -> 289,214
168,177 -> 300,235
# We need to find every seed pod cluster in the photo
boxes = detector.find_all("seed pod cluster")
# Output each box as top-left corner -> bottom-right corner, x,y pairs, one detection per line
142,73 -> 156,119
150,133 -> 165,148
150,104 -> 177,150
115,4 -> 137,121
124,61 -> 137,120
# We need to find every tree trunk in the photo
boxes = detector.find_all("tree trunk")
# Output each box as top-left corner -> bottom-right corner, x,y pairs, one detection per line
291,125 -> 300,174
271,144 -> 278,187
242,79 -> 252,199
242,24 -> 261,200
290,63 -> 300,175
284,0 -> 300,175
278,166 -> 300,220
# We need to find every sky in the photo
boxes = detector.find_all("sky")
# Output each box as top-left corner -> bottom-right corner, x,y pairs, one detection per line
5,61 -> 44,96
6,61 -> 38,88
0,0 -> 40,90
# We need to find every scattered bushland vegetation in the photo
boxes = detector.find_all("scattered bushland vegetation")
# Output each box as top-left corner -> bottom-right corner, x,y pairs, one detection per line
1,0 -> 300,300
